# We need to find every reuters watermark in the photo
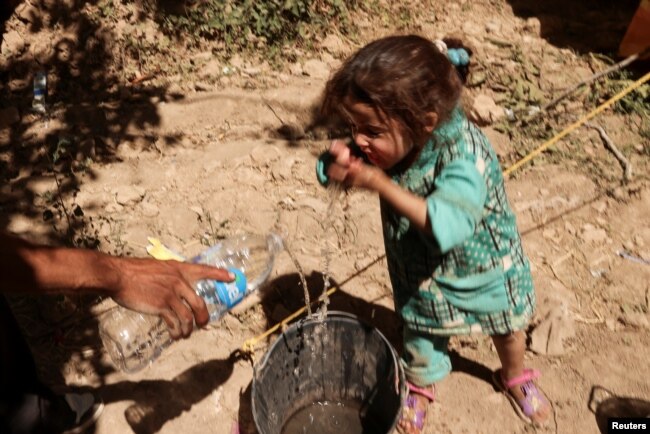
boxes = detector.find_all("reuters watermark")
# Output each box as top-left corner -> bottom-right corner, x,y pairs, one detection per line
608,418 -> 649,433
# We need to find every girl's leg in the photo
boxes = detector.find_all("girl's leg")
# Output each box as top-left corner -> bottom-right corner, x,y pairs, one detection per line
402,330 -> 451,386
398,329 -> 450,434
492,331 -> 550,424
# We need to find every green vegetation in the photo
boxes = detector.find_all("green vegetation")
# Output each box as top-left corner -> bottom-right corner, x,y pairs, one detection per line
159,0 -> 364,53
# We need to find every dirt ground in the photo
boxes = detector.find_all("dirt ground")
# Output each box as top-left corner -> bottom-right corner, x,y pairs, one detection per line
1,1 -> 649,433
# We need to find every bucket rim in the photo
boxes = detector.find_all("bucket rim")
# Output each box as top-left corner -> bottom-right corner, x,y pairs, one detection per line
250,310 -> 406,434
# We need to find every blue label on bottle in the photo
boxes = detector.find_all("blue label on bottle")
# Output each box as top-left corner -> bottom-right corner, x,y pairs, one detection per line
214,269 -> 247,308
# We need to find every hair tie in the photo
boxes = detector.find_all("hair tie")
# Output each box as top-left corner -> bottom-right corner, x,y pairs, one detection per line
447,48 -> 470,67
433,39 -> 448,54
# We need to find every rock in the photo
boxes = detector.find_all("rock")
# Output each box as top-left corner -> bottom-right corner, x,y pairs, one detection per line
114,185 -> 146,206
0,107 -> 20,129
605,318 -> 620,332
199,59 -> 222,78
241,67 -> 261,77
483,127 -> 511,157
530,303 -> 575,356
16,3 -> 39,23
580,224 -> 608,244
270,157 -> 296,181
167,82 -> 184,96
105,203 -> 124,213
591,201 -> 608,213
288,62 -> 303,76
524,17 -> 542,36
469,94 -> 504,126
321,33 -> 346,55
194,81 -> 212,92
31,39 -> 53,64
250,145 -> 281,165
0,31 -> 26,56
485,21 -> 501,33
140,201 -> 160,217
302,59 -> 330,79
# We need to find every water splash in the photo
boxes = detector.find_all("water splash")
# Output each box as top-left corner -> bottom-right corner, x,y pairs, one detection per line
284,243 -> 312,317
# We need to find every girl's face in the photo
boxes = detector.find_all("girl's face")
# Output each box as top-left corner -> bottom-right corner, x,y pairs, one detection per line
345,101 -> 414,170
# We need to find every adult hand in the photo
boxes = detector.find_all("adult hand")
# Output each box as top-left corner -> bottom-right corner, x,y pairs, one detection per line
326,140 -> 383,190
109,257 -> 234,339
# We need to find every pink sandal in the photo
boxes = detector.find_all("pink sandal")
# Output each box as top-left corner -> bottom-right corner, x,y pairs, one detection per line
493,368 -> 550,425
397,382 -> 435,434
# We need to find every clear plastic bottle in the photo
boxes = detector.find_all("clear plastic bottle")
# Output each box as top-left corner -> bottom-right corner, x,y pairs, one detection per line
99,232 -> 283,373
32,71 -> 47,114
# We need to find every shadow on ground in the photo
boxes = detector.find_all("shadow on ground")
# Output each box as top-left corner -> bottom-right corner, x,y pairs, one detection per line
506,0 -> 639,54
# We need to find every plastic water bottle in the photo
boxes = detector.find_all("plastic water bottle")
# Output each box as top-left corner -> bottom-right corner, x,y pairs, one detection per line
32,71 -> 47,114
99,232 -> 283,373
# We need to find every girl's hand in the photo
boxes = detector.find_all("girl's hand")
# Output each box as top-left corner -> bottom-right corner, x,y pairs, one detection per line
327,140 -> 384,190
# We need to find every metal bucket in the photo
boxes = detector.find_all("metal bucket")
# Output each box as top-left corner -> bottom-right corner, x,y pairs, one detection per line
252,311 -> 406,434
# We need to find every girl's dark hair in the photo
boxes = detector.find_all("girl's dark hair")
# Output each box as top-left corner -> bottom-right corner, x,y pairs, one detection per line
322,35 -> 472,146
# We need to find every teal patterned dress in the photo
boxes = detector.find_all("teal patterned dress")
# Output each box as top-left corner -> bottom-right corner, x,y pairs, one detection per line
382,108 -> 535,385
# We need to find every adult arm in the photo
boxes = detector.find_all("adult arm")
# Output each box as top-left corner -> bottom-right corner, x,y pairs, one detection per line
0,231 -> 234,338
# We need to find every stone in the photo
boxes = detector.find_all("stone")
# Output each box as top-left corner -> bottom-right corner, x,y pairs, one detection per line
140,201 -> 160,217
469,94 -> 504,126
241,67 -> 261,77
321,33 -> 346,54
0,31 -> 25,56
194,81 -> 212,92
591,201 -> 608,213
485,21 -> 501,34
270,157 -> 296,181
529,303 -> 575,356
199,59 -> 222,78
114,185 -> 146,206
31,39 -> 54,64
288,62 -> 303,76
580,224 -> 608,244
16,3 -> 39,23
524,17 -> 542,36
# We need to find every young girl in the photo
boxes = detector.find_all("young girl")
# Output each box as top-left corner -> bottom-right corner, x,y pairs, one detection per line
317,35 -> 551,433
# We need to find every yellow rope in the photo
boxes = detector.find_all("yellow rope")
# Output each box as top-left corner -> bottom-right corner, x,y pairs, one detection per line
503,71 -> 650,177
240,71 -> 650,356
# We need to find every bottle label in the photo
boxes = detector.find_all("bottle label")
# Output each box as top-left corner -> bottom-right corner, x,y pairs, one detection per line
214,269 -> 247,308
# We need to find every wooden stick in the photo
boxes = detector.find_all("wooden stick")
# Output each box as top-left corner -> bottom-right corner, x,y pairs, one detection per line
542,49 -> 648,112
519,48 -> 649,124
586,122 -> 633,182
